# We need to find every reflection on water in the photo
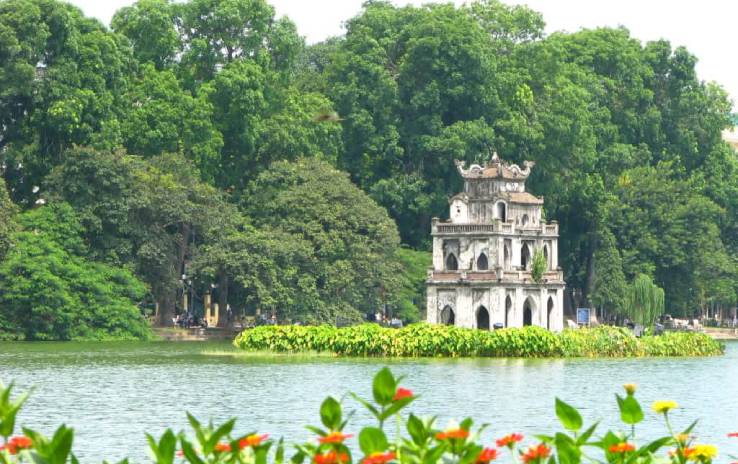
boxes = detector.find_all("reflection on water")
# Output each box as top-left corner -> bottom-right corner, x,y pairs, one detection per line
1,341 -> 736,462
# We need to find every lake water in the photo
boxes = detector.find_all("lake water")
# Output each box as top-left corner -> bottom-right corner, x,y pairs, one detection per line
1,341 -> 737,462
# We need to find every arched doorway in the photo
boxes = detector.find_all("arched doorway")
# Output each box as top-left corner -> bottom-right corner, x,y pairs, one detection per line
505,295 -> 512,327
521,243 -> 531,269
476,306 -> 490,330
547,296 -> 554,330
477,253 -> 488,271
496,202 -> 507,222
523,297 -> 534,326
440,305 -> 455,325
446,253 -> 458,271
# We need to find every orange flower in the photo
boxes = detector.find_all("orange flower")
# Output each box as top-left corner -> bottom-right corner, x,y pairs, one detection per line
436,428 -> 470,440
476,447 -> 499,463
214,442 -> 232,453
496,433 -> 524,448
392,388 -> 413,401
240,433 -> 269,448
521,444 -> 551,463
609,442 -> 635,454
362,451 -> 396,464
314,451 -> 350,464
0,436 -> 33,455
319,431 -> 354,444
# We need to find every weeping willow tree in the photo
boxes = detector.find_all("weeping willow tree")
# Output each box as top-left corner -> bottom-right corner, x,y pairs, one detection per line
623,274 -> 665,326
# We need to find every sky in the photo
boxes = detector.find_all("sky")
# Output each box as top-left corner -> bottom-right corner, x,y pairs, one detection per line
67,0 -> 737,108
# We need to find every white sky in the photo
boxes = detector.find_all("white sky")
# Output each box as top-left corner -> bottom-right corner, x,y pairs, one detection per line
69,0 -> 737,109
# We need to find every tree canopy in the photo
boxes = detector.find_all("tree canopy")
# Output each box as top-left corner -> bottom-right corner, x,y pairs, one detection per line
1,0 -> 736,338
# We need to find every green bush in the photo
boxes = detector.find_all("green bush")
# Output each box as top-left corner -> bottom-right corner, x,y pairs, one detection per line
233,324 -> 724,358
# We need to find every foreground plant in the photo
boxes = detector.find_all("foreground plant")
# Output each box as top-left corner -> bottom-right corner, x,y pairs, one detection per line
1,372 -> 736,463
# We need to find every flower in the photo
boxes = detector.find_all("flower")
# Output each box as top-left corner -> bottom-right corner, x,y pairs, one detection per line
651,400 -> 678,414
476,447 -> 498,463
214,442 -> 232,453
496,433 -> 524,448
609,442 -> 635,454
240,433 -> 269,448
521,444 -> 551,463
0,436 -> 33,455
623,383 -> 637,395
686,444 -> 717,461
362,451 -> 396,464
392,388 -> 413,401
319,431 -> 354,444
676,434 -> 691,444
435,428 -> 470,441
314,451 -> 350,464
728,432 -> 738,438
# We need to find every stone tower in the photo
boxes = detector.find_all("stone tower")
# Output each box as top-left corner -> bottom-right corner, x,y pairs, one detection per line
426,152 -> 565,330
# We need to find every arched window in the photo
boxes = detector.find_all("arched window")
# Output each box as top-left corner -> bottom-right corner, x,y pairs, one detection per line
496,202 -> 507,222
446,253 -> 458,271
521,214 -> 529,227
477,253 -> 488,271
440,305 -> 455,325
521,243 -> 531,269
547,297 -> 554,330
505,295 -> 512,327
543,245 -> 550,270
477,306 -> 490,330
523,297 -> 534,326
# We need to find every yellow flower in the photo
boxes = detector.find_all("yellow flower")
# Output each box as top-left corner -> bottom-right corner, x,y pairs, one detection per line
687,444 -> 717,461
651,400 -> 678,414
623,383 -> 637,395
676,433 -> 691,444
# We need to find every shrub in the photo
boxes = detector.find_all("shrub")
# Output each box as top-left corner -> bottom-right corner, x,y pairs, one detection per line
233,324 -> 724,358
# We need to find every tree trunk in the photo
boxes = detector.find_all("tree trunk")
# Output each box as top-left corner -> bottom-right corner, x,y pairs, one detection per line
217,272 -> 229,328
157,290 -> 176,327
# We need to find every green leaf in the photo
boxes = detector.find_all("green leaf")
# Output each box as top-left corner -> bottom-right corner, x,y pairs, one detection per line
555,398 -> 583,431
554,433 -> 581,464
372,368 -> 397,406
358,427 -> 388,455
406,414 -> 426,445
320,397 -> 342,430
616,394 -> 644,425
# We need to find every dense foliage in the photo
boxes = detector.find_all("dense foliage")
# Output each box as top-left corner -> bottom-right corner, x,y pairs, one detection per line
233,324 -> 723,358
2,368 -> 735,463
0,204 -> 151,340
1,0 -> 737,335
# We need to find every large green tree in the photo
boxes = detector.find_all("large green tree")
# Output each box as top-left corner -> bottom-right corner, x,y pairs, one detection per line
0,203 -> 151,340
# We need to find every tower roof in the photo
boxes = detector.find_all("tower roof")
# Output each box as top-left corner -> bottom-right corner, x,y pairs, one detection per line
454,152 -> 535,180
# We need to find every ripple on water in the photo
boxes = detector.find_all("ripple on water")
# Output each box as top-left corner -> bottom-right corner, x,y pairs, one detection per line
1,341 -> 736,462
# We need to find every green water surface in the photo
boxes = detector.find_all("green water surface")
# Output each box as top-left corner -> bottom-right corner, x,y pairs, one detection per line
1,341 -> 736,462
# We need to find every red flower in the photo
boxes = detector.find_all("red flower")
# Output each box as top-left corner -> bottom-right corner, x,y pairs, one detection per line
319,431 -> 354,444
362,451 -> 396,464
609,442 -> 635,454
314,451 -> 350,464
392,388 -> 413,401
436,428 -> 470,440
240,433 -> 269,448
728,433 -> 738,438
476,447 -> 499,463
495,433 -> 524,448
521,444 -> 551,463
214,442 -> 232,453
0,436 -> 33,455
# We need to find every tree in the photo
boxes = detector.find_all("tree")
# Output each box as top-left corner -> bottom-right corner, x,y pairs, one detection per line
111,0 -> 179,69
0,179 -> 18,261
240,158 -> 402,322
0,203 -> 151,340
590,227 -> 627,317
531,249 -> 547,283
623,274 -> 664,327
